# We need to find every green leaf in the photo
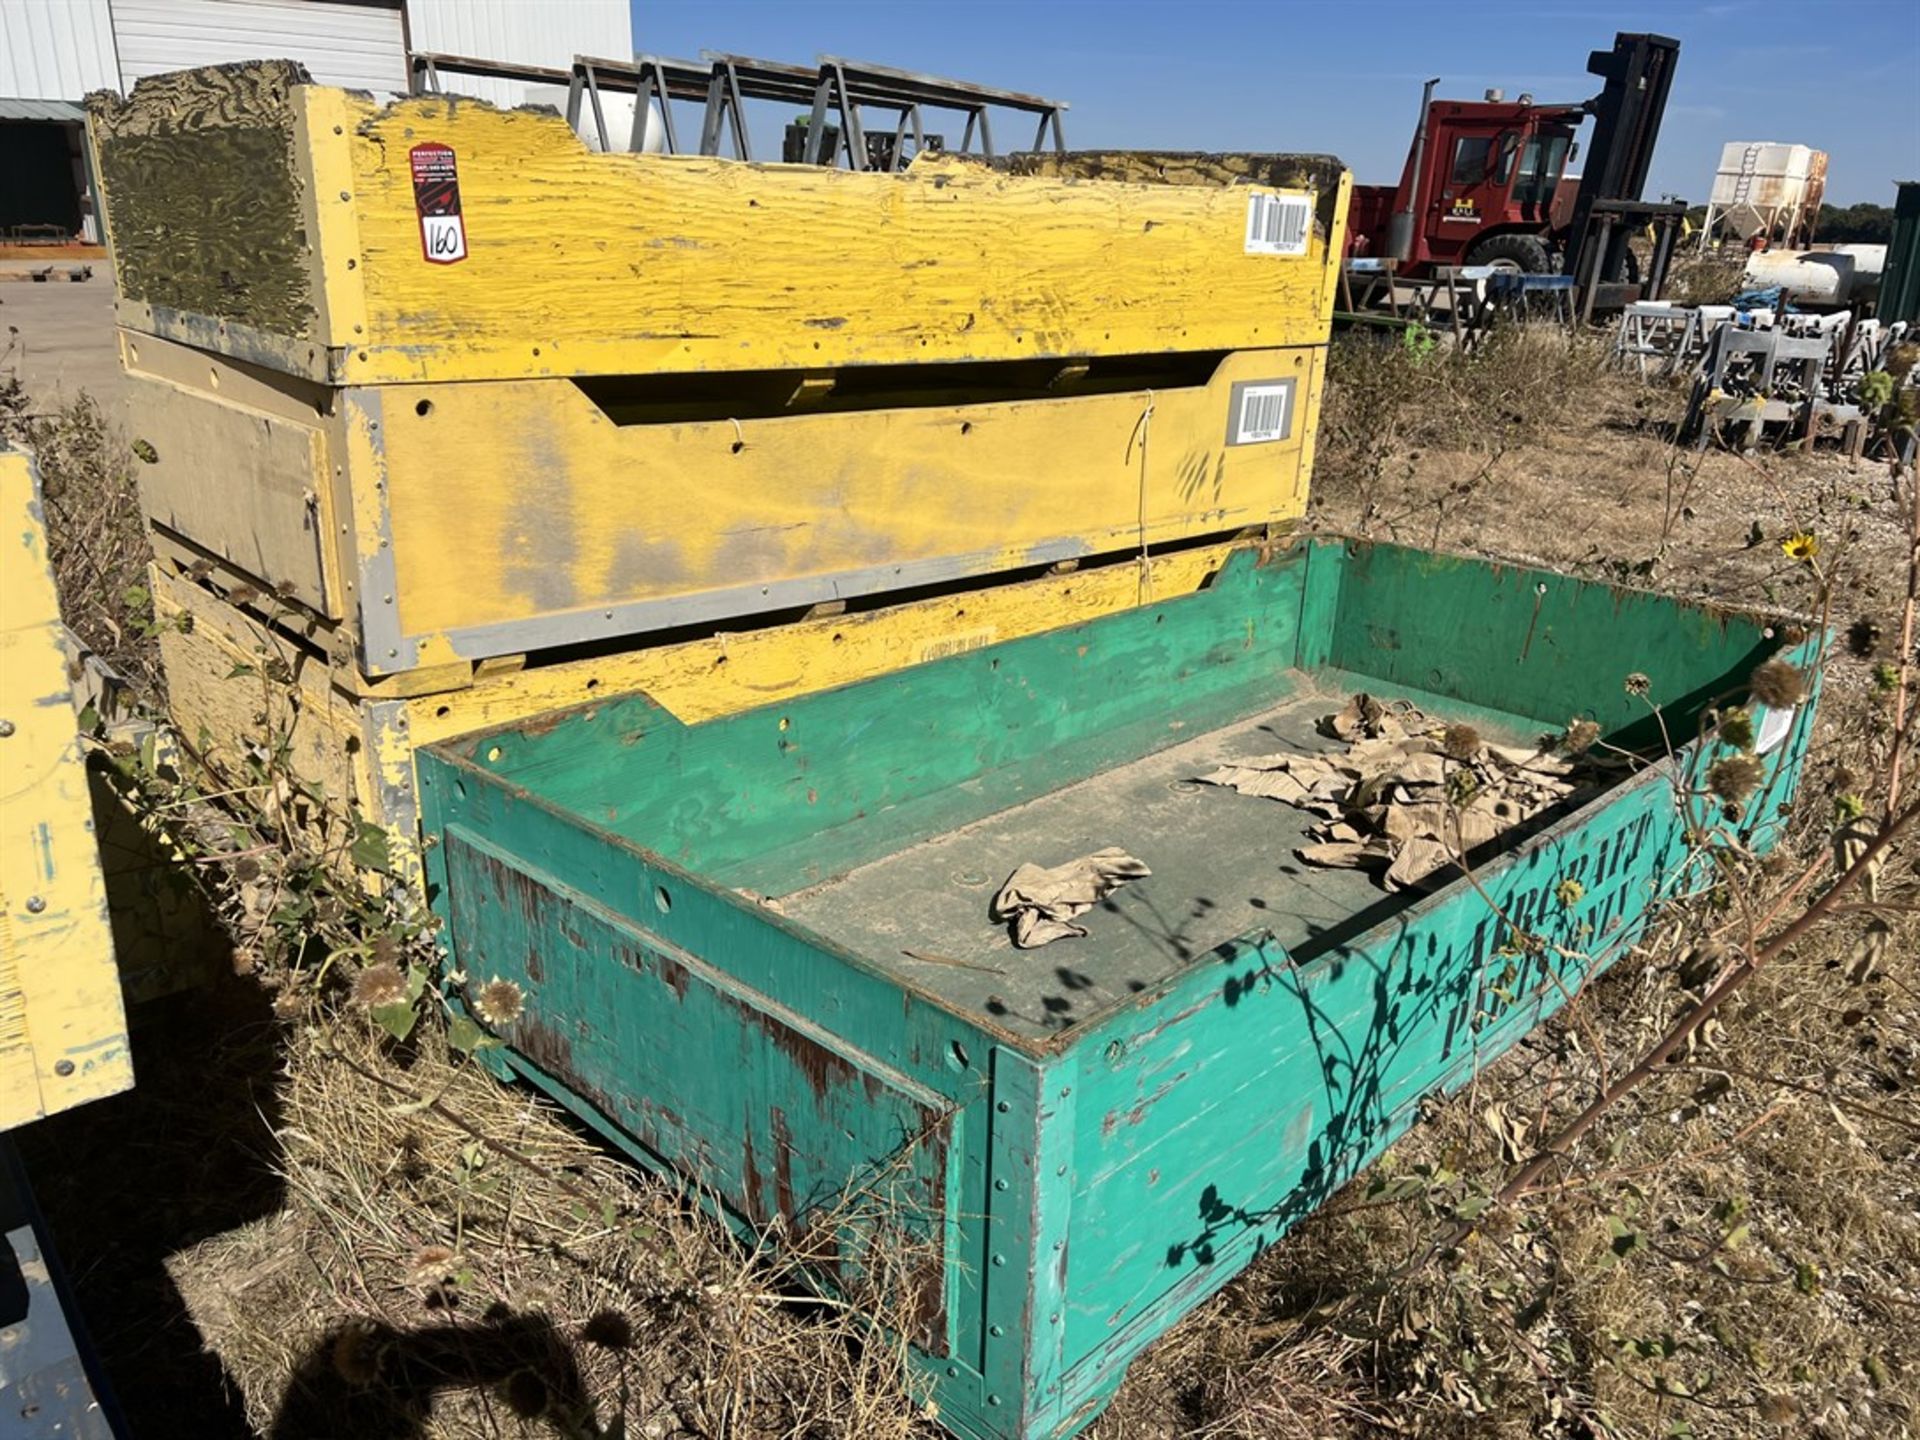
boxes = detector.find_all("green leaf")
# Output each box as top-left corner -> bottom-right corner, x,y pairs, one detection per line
404,964 -> 429,1003
1794,1260 -> 1821,1296
1720,1222 -> 1751,1251
351,820 -> 393,875
1453,1192 -> 1494,1222
448,1014 -> 486,1056
226,662 -> 258,680
371,999 -> 418,1043
122,583 -> 150,610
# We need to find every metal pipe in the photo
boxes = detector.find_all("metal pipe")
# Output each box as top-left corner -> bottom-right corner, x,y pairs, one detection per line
1386,77 -> 1440,262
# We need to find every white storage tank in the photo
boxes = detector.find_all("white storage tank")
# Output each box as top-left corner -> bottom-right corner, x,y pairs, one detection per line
1706,142 -> 1828,245
1743,248 -> 1855,307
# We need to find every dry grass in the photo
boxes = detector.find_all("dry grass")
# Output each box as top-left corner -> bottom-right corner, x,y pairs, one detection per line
1093,330 -> 1918,1440
169,1014 -> 935,1439
0,365 -> 160,694
22,326 -> 1918,1439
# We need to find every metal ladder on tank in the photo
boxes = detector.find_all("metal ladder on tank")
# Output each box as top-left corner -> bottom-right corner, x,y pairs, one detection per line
408,50 -> 1068,171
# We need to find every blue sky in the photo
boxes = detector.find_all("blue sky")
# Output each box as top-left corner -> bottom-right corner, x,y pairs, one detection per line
629,0 -> 1918,204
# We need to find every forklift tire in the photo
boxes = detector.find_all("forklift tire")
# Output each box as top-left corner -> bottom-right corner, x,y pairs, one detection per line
1467,233 -> 1553,274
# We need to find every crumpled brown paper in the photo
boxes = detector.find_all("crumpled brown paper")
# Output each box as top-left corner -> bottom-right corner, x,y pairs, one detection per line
1202,694 -> 1590,892
990,848 -> 1152,948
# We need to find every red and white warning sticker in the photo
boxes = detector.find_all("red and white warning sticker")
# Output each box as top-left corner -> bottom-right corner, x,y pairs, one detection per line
410,142 -> 467,264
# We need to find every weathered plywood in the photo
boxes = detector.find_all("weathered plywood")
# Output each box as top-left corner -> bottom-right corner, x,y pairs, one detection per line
153,565 -> 365,818
340,116 -> 1336,382
0,450 -> 132,1129
124,331 -> 338,615
95,63 -> 1347,385
87,61 -> 317,342
380,349 -> 1317,652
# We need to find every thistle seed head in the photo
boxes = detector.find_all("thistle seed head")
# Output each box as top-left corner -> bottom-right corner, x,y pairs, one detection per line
352,962 -> 408,1009
331,1321 -> 385,1387
1716,707 -> 1756,753
1442,724 -> 1482,762
1707,755 -> 1764,804
472,977 -> 525,1028
1749,659 -> 1807,709
1563,718 -> 1602,755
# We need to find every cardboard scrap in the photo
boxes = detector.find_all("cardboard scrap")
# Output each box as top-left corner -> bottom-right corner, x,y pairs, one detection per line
991,848 -> 1152,949
1201,693 -> 1589,892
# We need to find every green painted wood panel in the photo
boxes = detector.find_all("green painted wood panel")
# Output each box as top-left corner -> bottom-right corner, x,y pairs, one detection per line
441,825 -> 960,1351
1323,542 -> 1779,750
440,550 -> 1312,898
1041,638 -> 1823,1430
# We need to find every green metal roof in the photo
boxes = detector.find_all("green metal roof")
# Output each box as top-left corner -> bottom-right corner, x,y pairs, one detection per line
0,98 -> 86,122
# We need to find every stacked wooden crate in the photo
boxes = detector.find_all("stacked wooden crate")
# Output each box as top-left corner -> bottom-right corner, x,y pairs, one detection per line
88,58 -> 1349,886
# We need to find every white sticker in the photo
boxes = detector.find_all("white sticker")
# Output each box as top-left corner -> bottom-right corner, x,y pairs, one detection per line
1754,702 -> 1796,755
1244,191 -> 1312,257
1231,382 -> 1294,445
421,213 -> 468,264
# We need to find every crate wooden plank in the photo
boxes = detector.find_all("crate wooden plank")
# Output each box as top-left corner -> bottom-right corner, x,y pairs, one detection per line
90,64 -> 1350,386
0,451 -> 132,1129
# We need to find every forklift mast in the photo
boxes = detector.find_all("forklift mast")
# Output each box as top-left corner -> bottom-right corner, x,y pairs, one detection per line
1562,32 -> 1680,284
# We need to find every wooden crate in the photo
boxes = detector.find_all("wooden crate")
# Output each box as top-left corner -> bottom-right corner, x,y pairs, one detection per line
418,539 -> 1820,1438
152,541 -> 1253,888
89,63 -> 1347,386
0,449 -> 132,1129
95,63 -> 1349,678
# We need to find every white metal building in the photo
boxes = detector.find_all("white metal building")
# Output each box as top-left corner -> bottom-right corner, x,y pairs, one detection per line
0,0 -> 630,245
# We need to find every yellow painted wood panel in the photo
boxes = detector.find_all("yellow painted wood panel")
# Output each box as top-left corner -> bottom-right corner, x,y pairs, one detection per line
381,350 -> 1315,646
329,95 -> 1340,384
0,450 -> 132,1128
407,541 -> 1247,740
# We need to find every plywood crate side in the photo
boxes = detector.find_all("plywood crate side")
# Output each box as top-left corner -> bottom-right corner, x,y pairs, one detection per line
94,64 -> 1349,386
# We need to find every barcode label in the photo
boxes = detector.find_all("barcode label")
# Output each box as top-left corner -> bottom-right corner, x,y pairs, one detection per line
1244,191 -> 1312,256
1229,381 -> 1294,445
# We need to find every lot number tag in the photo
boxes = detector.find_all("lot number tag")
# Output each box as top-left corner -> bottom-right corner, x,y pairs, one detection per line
411,143 -> 468,264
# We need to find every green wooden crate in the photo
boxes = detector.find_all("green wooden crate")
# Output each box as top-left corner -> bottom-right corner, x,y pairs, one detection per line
418,538 -> 1818,1440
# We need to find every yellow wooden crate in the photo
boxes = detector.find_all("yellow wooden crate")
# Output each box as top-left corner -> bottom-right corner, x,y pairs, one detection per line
97,64 -> 1348,679
123,330 -> 1329,675
151,539 -> 1256,889
90,63 -> 1349,387
0,448 -> 132,1129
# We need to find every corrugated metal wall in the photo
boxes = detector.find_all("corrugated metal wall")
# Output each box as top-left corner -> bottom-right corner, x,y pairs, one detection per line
404,0 -> 630,107
4,0 -> 631,105
0,0 -> 119,100
112,0 -> 409,94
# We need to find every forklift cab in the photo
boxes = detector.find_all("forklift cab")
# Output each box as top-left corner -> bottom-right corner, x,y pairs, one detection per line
1421,105 -> 1581,266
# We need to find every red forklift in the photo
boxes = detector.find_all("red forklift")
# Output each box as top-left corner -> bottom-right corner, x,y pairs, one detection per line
1346,33 -> 1685,310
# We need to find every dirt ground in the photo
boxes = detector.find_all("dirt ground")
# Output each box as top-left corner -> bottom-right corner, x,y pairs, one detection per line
10,320 -> 1917,1440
